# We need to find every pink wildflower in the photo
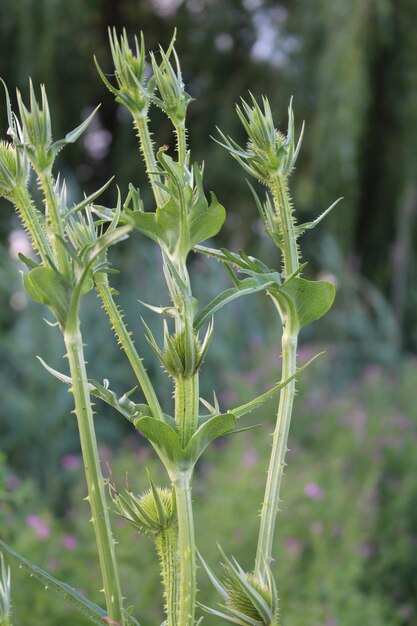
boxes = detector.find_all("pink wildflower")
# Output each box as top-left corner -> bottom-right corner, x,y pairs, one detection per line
242,448 -> 258,468
26,515 -> 50,539
61,454 -> 82,471
304,482 -> 324,500
62,535 -> 78,550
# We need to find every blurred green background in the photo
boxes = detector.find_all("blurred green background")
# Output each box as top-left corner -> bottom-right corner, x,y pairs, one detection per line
1,0 -> 417,624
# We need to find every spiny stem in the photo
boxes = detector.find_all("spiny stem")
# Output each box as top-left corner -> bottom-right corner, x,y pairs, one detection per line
255,322 -> 298,578
170,470 -> 196,626
95,271 -> 164,421
64,325 -> 124,625
255,174 -> 300,580
133,113 -> 165,207
171,266 -> 198,624
155,527 -> 179,626
270,175 -> 299,277
11,186 -> 51,264
174,375 -> 199,448
175,120 -> 187,167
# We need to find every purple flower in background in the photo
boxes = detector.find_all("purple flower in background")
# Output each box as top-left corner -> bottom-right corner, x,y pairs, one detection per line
62,535 -> 78,550
283,537 -> 303,558
61,454 -> 82,471
304,482 -> 324,500
26,515 -> 50,539
242,448 -> 258,468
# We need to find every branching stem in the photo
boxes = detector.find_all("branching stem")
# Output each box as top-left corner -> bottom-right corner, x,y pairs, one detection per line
95,271 -> 164,421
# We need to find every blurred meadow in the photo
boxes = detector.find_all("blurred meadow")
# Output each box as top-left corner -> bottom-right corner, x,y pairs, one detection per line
1,0 -> 417,624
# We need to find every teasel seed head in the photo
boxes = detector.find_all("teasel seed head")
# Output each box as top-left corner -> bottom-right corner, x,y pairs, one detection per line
111,472 -> 176,536
199,548 -> 279,626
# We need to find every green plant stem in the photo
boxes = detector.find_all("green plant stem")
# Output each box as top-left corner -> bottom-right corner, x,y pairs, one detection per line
11,186 -> 51,264
155,527 -> 179,626
255,174 -> 300,580
255,321 -> 298,578
133,112 -> 165,207
170,469 -> 196,626
175,121 -> 187,166
38,172 -> 70,277
173,367 -> 198,625
174,375 -> 199,447
64,324 -> 124,625
135,97 -> 196,626
270,175 -> 299,276
95,272 -> 164,421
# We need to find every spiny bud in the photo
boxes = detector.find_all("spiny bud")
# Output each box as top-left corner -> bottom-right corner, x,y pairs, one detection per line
225,570 -> 276,624
111,477 -> 176,536
199,549 -> 279,626
150,40 -> 193,125
217,95 -> 304,184
144,317 -> 213,380
163,328 -> 202,379
17,81 -> 52,150
0,141 -> 27,200
95,29 -> 152,115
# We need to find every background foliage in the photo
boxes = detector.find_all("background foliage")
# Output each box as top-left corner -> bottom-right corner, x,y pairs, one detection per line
0,1 -> 416,624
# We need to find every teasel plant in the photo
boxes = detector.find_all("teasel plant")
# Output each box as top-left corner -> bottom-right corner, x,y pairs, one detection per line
195,94 -> 340,625
0,79 -> 132,625
0,28 -> 338,626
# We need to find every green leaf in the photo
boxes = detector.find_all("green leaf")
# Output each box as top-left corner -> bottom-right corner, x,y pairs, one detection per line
37,357 -> 150,423
194,275 -> 275,330
22,266 -> 70,326
126,209 -> 163,245
155,197 -> 184,253
134,417 -> 186,469
188,167 -> 226,246
18,252 -> 39,270
51,106 -> 100,155
295,197 -> 343,238
128,156 -> 225,257
272,276 -> 335,328
0,539 -> 107,625
126,196 -> 184,255
230,352 -> 323,418
184,412 -> 237,462
63,177 -> 115,220
192,191 -> 226,244
88,379 -> 147,422
134,412 -> 236,470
